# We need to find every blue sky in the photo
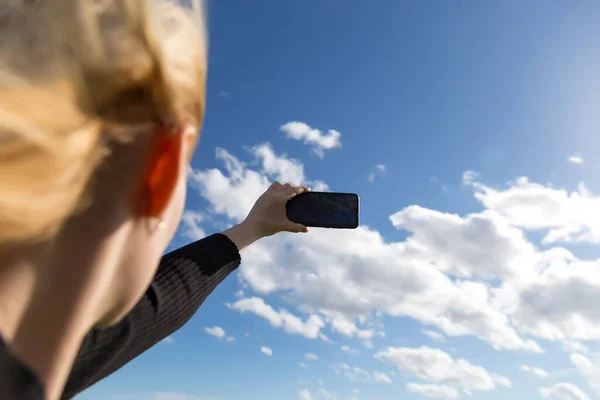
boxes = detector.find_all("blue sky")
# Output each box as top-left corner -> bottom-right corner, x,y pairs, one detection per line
79,1 -> 600,400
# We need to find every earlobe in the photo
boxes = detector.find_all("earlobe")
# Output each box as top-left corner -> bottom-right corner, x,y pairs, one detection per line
139,126 -> 185,218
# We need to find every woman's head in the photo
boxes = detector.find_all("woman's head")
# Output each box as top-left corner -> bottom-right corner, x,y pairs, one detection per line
0,0 -> 207,325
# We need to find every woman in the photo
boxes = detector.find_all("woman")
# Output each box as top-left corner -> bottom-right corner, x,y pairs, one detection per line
0,1 -> 308,399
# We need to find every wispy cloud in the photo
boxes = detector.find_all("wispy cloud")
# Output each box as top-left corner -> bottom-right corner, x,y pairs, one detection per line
298,389 -> 312,400
373,371 -> 392,383
521,365 -> 549,378
540,383 -> 590,400
204,326 -> 226,339
228,297 -> 324,340
429,176 -> 448,193
160,336 -> 176,345
406,383 -> 460,399
368,164 -> 386,182
376,346 -> 511,394
280,121 -> 342,159
341,345 -> 360,356
181,211 -> 205,241
422,330 -> 446,343
569,155 -> 584,164
261,346 -> 273,356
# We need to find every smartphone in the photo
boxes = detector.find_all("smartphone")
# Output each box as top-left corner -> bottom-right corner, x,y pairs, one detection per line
286,192 -> 360,229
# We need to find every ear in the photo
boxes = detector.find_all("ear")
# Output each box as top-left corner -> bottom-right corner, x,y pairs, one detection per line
135,125 -> 194,218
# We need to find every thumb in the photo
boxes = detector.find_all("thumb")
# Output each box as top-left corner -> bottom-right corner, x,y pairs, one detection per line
285,221 -> 308,233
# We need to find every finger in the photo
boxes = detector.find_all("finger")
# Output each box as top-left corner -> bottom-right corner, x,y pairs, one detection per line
284,185 -> 305,199
270,181 -> 281,190
279,182 -> 298,191
285,221 -> 308,233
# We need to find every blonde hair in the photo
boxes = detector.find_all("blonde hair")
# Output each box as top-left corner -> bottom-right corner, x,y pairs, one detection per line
0,0 -> 207,245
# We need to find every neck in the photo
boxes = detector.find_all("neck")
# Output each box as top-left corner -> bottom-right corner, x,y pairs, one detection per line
0,245 -> 47,342
0,221 -> 131,400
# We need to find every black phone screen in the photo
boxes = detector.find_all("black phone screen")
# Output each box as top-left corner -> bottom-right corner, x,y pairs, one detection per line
285,192 -> 359,229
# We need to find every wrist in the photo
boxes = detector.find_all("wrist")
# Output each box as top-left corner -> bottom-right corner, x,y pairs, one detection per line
223,219 -> 264,253
238,218 -> 265,242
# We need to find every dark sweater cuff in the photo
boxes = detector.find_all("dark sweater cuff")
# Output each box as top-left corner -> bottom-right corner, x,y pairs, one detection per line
168,233 -> 241,275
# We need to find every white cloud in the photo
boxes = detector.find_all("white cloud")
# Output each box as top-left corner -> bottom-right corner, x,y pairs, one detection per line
189,145 -> 327,225
192,147 -> 543,353
250,143 -> 306,184
352,367 -> 369,378
189,148 -> 270,222
520,365 -> 549,377
152,394 -> 216,400
341,345 -> 359,356
368,164 -> 386,182
180,211 -> 205,241
492,373 -> 513,388
153,395 -> 189,400
457,173 -> 600,342
570,353 -> 593,371
204,326 -> 226,339
329,316 -> 374,341
510,258 -> 600,341
191,144 -> 600,388
228,297 -> 324,339
564,341 -> 590,355
569,155 -> 584,165
331,316 -> 358,336
115,394 -> 216,400
304,353 -> 318,361
375,346 -> 511,394
332,363 -> 373,382
406,383 -> 460,399
298,389 -> 312,400
298,362 -> 308,368
225,336 -> 235,342
423,330 -> 446,343
280,121 -> 342,158
540,383 -> 590,400
466,174 -> 600,245
160,336 -> 175,344
569,352 -> 600,396
260,346 -> 273,356
317,388 -> 337,400
389,205 -> 538,280
373,371 -> 392,383
462,170 -> 480,184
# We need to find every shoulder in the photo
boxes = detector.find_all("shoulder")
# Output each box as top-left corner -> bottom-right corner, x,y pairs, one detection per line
0,336 -> 45,400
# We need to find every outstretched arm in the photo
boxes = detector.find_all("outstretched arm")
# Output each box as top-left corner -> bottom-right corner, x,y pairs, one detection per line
62,232 -> 242,399
62,181 -> 308,399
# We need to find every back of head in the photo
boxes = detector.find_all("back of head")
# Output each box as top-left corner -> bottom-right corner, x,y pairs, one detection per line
0,0 -> 207,245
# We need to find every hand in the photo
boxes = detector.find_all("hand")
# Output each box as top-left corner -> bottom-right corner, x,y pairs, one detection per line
243,181 -> 310,238
222,182 -> 309,253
